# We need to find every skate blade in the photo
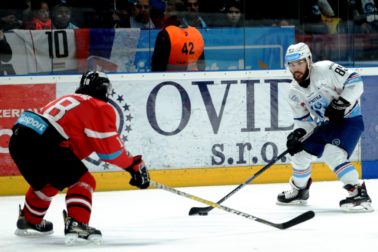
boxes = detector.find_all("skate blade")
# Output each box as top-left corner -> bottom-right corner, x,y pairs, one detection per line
88,234 -> 102,245
340,202 -> 375,213
15,228 -> 53,237
276,200 -> 308,206
65,233 -> 102,246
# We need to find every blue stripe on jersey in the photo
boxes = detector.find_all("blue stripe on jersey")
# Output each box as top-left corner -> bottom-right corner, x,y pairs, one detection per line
16,111 -> 48,135
345,102 -> 361,118
345,73 -> 362,86
97,149 -> 123,161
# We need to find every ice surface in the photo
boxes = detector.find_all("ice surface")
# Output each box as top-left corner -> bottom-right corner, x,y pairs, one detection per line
1,180 -> 378,251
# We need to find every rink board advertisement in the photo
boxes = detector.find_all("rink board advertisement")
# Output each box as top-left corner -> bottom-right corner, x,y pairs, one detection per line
0,84 -> 56,176
1,69 -> 377,195
360,75 -> 378,178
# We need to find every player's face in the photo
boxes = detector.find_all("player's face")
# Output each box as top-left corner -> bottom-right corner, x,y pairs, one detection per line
288,59 -> 308,82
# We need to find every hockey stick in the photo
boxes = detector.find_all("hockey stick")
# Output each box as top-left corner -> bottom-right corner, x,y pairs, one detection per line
150,180 -> 315,230
189,149 -> 290,216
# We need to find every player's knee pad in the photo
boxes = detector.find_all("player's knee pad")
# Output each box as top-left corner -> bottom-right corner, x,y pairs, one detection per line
66,172 -> 95,205
26,184 -> 59,205
81,172 -> 96,190
74,171 -> 96,191
36,184 -> 60,200
290,150 -> 314,168
322,144 -> 348,169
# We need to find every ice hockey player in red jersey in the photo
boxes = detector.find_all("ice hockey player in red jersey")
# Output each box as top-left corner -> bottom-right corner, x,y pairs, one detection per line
9,71 -> 150,245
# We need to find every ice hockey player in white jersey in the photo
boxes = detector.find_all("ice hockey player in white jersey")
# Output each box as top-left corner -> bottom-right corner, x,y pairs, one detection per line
277,42 -> 373,212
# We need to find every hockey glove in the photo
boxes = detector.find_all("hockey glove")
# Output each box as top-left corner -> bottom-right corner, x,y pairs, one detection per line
125,155 -> 150,189
324,97 -> 350,123
286,128 -> 307,156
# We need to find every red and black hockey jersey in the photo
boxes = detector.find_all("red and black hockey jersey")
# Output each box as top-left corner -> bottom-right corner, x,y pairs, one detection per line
40,94 -> 133,169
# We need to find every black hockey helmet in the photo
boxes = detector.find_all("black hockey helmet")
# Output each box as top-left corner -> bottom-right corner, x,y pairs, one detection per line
75,71 -> 112,102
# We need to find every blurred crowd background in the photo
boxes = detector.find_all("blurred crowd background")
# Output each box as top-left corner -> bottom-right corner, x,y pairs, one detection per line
1,0 -> 378,74
2,0 -> 378,32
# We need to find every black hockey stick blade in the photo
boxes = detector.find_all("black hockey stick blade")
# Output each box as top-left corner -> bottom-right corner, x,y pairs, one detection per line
270,210 -> 315,230
188,150 -> 290,216
189,207 -> 315,229
189,206 -> 212,216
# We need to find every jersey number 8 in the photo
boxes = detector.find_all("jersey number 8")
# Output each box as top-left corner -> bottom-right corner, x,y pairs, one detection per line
43,97 -> 80,122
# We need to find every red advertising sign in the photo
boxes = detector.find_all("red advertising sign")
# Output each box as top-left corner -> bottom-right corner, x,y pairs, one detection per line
0,84 -> 55,176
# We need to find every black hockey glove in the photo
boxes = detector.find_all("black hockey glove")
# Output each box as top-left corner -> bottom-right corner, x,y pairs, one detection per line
286,128 -> 307,156
125,155 -> 150,189
324,97 -> 350,123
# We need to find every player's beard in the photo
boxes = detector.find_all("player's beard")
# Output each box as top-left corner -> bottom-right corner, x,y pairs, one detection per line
293,67 -> 309,83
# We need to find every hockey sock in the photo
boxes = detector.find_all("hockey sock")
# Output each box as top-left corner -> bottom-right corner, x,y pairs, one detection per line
292,166 -> 311,188
65,172 -> 96,224
322,144 -> 359,185
334,162 -> 359,185
23,184 -> 59,224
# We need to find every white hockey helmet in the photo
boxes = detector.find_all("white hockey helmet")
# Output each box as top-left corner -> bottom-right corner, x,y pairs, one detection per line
285,42 -> 312,69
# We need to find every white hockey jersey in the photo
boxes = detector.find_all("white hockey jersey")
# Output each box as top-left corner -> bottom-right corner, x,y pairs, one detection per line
288,60 -> 363,132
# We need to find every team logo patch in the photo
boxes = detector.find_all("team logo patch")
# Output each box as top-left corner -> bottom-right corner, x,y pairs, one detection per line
16,112 -> 48,135
332,138 -> 341,146
86,89 -> 133,170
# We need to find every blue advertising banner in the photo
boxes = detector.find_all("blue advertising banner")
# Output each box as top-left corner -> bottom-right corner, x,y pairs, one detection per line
361,76 -> 378,178
202,27 -> 295,70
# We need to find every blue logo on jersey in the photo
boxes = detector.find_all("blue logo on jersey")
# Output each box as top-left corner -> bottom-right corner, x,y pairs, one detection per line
16,112 -> 48,135
308,95 -> 328,119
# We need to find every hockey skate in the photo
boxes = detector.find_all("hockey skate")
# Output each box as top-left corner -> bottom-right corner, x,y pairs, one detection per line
15,205 -> 53,236
339,182 -> 374,212
63,210 -> 102,245
277,178 -> 312,205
